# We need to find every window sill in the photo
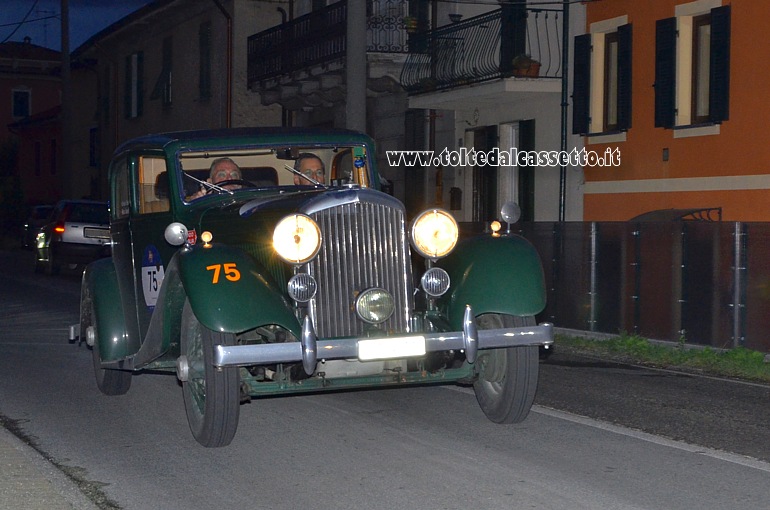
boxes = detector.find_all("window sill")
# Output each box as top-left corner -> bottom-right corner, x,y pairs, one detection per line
586,131 -> 627,144
673,123 -> 720,138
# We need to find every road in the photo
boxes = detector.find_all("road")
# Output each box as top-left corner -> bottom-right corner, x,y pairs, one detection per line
1,248 -> 769,510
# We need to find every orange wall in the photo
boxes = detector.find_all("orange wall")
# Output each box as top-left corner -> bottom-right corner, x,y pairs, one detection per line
584,0 -> 770,221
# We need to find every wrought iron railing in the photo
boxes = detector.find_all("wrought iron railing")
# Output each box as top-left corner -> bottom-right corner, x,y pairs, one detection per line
400,7 -> 563,94
247,0 -> 409,85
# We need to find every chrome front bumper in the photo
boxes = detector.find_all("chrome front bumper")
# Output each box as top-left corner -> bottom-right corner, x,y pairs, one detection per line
212,305 -> 553,375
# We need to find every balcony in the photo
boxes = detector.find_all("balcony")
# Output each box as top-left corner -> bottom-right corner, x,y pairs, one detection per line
247,0 -> 409,108
400,7 -> 563,96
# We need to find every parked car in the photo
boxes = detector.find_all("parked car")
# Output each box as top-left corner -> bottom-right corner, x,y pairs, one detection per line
73,128 -> 553,447
21,204 -> 53,249
35,200 -> 110,275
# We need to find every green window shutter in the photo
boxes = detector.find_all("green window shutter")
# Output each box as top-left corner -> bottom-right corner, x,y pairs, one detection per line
654,17 -> 676,128
617,23 -> 632,131
572,34 -> 591,135
124,55 -> 131,119
136,52 -> 144,117
709,5 -> 730,123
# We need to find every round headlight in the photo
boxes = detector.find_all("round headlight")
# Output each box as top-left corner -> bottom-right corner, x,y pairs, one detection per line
355,288 -> 395,324
410,209 -> 459,259
421,267 -> 450,297
273,214 -> 322,264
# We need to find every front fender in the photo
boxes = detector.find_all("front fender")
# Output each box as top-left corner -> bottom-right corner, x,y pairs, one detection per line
177,244 -> 300,336
437,234 -> 547,330
81,258 -> 135,362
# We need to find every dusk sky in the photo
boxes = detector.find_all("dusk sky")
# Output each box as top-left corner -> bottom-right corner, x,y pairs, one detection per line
1,0 -> 154,51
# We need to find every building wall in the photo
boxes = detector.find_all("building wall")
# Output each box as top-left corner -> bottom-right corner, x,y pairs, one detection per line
583,0 -> 769,221
451,92 -> 584,222
0,42 -> 61,141
14,115 -> 62,204
71,0 -> 282,200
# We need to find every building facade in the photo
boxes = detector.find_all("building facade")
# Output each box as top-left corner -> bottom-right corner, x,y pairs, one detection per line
0,39 -> 62,206
71,0 -> 282,200
578,0 -> 768,222
399,1 -> 586,222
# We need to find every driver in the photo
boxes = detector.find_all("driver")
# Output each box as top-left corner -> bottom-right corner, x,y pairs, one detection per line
187,157 -> 242,200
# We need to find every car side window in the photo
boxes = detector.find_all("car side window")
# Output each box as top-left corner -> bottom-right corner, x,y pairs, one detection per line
138,157 -> 170,214
112,157 -> 131,220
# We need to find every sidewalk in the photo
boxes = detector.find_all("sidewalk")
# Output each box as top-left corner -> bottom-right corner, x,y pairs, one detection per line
0,425 -> 100,510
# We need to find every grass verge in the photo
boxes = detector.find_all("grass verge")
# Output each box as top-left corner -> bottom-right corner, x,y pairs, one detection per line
555,332 -> 770,384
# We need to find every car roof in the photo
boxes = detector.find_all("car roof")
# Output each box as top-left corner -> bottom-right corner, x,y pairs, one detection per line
113,127 -> 375,157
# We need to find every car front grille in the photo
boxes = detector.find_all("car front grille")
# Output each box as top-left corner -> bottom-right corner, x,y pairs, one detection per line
308,199 -> 412,338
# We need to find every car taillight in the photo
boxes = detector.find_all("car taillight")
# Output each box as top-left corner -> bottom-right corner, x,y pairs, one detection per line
54,224 -> 65,234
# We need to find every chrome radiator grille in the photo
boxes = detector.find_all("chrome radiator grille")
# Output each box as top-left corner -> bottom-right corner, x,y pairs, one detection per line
308,200 -> 412,338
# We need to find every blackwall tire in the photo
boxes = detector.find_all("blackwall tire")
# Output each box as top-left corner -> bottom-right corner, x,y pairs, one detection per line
473,314 -> 539,424
181,299 -> 240,448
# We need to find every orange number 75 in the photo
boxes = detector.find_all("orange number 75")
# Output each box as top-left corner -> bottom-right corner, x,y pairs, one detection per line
206,263 -> 241,284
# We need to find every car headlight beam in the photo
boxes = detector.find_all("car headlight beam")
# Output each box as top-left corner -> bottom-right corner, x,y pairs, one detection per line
273,214 -> 322,264
410,208 -> 459,260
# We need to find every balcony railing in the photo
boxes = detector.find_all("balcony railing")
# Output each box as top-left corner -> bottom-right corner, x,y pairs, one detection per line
400,7 -> 563,94
247,0 -> 409,86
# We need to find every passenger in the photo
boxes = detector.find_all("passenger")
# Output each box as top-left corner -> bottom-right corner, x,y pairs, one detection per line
293,153 -> 326,185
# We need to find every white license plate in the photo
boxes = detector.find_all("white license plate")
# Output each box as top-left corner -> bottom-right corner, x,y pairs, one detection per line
358,335 -> 426,361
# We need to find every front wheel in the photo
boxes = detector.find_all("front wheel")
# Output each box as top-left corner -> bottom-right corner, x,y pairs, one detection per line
473,314 -> 539,424
181,299 -> 240,447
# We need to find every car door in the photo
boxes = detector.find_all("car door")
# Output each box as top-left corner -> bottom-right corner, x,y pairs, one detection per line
110,152 -> 175,352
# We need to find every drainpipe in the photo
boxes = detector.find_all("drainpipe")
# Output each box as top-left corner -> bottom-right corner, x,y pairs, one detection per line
61,0 -> 72,197
211,0 -> 232,127
559,0 -> 570,221
346,0 -> 366,132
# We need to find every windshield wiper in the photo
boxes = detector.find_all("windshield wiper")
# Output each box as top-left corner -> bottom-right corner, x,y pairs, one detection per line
184,172 -> 234,195
283,164 -> 327,188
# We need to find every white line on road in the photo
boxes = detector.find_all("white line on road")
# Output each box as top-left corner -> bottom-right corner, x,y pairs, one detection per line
444,385 -> 770,473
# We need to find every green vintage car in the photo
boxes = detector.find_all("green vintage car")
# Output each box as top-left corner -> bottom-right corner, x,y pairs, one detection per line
73,127 -> 553,447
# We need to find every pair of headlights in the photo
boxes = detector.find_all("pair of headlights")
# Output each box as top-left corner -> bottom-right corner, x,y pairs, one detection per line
272,208 -> 459,264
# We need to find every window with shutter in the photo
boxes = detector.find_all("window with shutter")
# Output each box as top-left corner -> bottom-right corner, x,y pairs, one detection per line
654,3 -> 730,132
572,17 -> 631,137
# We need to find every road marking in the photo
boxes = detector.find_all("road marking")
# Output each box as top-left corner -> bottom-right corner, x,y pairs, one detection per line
444,385 -> 770,473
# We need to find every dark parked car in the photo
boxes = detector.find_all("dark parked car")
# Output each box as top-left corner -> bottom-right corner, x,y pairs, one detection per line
21,204 -> 53,249
73,128 -> 553,447
35,200 -> 110,274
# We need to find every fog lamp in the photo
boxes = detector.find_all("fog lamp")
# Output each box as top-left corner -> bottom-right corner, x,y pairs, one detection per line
355,288 -> 394,324
421,267 -> 450,297
288,273 -> 318,302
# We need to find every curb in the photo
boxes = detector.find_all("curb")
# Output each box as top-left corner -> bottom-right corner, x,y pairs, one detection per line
0,425 -> 100,510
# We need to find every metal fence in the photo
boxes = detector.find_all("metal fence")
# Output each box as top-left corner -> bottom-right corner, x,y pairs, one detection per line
514,221 -> 770,353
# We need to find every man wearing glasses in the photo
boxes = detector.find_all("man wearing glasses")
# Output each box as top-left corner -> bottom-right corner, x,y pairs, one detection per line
293,153 -> 326,185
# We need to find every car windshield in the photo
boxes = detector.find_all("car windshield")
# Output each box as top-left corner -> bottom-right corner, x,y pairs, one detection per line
178,144 -> 370,203
68,203 -> 108,224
